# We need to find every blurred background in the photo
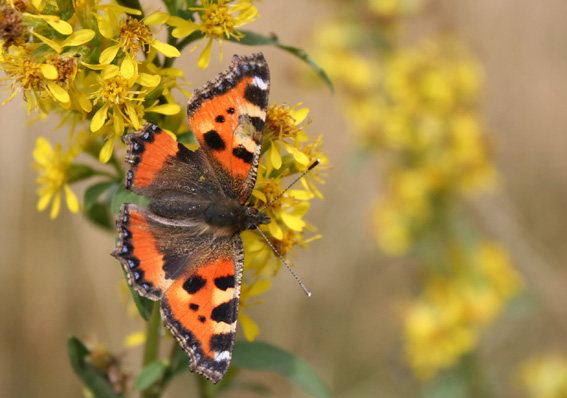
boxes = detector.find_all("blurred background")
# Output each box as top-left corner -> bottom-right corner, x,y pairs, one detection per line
1,0 -> 567,397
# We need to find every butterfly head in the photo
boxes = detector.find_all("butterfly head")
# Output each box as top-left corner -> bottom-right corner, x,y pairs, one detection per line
244,206 -> 270,230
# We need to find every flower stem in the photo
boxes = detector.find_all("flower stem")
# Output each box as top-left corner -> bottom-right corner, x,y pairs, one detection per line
142,301 -> 162,398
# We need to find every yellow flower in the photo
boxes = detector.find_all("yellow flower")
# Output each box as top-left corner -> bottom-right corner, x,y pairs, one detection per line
89,64 -> 162,162
33,137 -> 80,219
98,14 -> 180,76
520,355 -> 567,398
171,0 -> 259,69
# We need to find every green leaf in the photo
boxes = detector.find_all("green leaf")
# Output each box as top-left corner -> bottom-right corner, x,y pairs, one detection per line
68,163 -> 97,183
84,182 -> 116,211
176,130 -> 198,145
121,267 -> 154,321
135,360 -> 169,391
111,186 -> 150,215
232,341 -> 331,398
67,336 -> 123,398
230,31 -> 333,93
86,203 -> 114,230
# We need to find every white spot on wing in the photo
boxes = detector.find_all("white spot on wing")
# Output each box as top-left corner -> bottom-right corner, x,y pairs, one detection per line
252,76 -> 268,90
214,350 -> 231,362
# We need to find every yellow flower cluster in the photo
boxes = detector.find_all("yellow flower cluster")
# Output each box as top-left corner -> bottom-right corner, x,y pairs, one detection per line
403,242 -> 522,379
368,41 -> 497,254
310,0 -> 520,383
239,103 -> 327,340
520,355 -> 567,398
0,1 -> 260,218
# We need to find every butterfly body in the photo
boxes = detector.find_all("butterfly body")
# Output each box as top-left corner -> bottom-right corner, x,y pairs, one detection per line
149,194 -> 270,236
112,53 -> 270,383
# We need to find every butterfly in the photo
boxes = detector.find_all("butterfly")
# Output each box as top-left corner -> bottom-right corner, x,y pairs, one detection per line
112,53 -> 270,383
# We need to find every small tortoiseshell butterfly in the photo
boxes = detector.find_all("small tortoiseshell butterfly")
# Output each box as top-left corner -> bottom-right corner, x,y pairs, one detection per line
112,53 -> 271,383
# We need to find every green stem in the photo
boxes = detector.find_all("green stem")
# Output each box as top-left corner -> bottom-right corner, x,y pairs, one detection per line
142,302 -> 162,398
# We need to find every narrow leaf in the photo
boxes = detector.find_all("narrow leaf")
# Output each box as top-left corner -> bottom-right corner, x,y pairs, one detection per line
135,360 -> 168,391
232,341 -> 331,398
67,336 -> 122,398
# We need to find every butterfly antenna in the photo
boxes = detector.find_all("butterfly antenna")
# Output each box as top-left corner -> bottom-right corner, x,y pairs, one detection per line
255,226 -> 311,297
260,159 -> 320,212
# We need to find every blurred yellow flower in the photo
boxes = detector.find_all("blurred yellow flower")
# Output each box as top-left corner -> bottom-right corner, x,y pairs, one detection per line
33,137 -> 80,219
520,355 -> 567,398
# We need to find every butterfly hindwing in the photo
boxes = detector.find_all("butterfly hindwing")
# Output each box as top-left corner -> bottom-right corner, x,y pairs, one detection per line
187,53 -> 270,203
160,235 -> 243,383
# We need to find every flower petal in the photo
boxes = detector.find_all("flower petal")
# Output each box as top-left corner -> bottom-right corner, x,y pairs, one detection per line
290,107 -> 309,124
125,331 -> 146,347
144,12 -> 169,26
120,55 -> 136,79
125,102 -> 140,129
99,137 -> 115,163
172,21 -> 199,38
46,19 -> 73,35
280,211 -> 306,231
137,73 -> 161,87
268,220 -> 283,240
99,44 -> 120,64
31,30 -> 62,53
64,184 -> 79,213
40,64 -> 58,80
269,141 -> 282,170
113,111 -> 125,136
146,103 -> 180,115
37,190 -> 53,211
46,81 -> 70,103
248,279 -> 271,297
62,29 -> 96,47
101,64 -> 119,79
240,312 -> 259,341
33,137 -> 53,164
74,88 -> 92,113
50,191 -> 61,219
95,14 -> 114,39
197,39 -> 213,70
151,39 -> 181,58
91,104 -> 109,132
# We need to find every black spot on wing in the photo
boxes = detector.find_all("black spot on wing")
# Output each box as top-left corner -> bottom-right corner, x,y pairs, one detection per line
249,116 -> 265,133
210,333 -> 234,352
227,107 -> 235,114
211,298 -> 237,324
214,275 -> 235,291
203,130 -> 225,151
183,275 -> 206,294
215,115 -> 225,123
244,84 -> 268,109
198,315 -> 206,323
190,303 -> 199,311
233,146 -> 254,164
